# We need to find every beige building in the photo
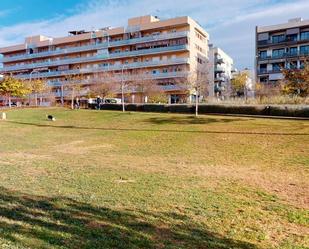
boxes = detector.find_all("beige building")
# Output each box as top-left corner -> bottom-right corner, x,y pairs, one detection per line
0,15 -> 209,104
256,18 -> 309,84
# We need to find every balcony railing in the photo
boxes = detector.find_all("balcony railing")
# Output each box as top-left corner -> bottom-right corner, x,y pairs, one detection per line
215,65 -> 225,72
48,71 -> 189,87
258,51 -> 309,60
257,36 -> 309,46
1,45 -> 189,72
0,31 -> 189,63
257,68 -> 283,75
16,58 -> 190,79
215,76 -> 225,82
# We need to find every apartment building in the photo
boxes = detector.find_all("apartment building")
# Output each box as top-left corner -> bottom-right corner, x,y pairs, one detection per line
0,15 -> 209,104
256,18 -> 309,84
208,45 -> 235,99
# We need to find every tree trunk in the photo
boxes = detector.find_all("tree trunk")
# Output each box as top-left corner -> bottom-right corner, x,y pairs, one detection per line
61,85 -> 64,107
35,93 -> 38,106
71,88 -> 75,110
8,95 -> 11,108
195,89 -> 199,117
121,84 -> 125,112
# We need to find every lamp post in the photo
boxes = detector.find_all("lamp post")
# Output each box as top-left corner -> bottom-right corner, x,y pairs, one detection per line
29,69 -> 39,106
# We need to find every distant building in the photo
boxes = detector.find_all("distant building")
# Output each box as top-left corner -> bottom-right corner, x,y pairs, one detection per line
208,45 -> 235,99
0,15 -> 209,104
256,17 -> 309,84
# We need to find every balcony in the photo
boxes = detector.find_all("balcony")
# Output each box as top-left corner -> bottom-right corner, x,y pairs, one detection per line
1,45 -> 189,73
48,71 -> 189,87
215,76 -> 225,82
257,51 -> 309,61
16,58 -> 190,79
215,65 -> 225,73
0,31 -> 189,63
257,68 -> 282,75
257,36 -> 309,47
216,58 -> 224,64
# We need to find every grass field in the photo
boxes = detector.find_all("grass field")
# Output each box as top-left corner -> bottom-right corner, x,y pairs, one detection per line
0,108 -> 308,249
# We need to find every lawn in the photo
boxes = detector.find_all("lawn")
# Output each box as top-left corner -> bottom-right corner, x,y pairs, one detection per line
0,108 -> 308,249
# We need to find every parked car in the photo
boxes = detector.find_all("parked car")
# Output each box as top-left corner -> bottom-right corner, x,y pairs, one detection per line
104,98 -> 121,104
6,102 -> 17,107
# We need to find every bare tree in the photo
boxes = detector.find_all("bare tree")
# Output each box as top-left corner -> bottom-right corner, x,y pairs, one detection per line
116,67 -> 132,112
89,71 -> 117,99
64,72 -> 84,109
184,65 -> 209,116
131,70 -> 162,103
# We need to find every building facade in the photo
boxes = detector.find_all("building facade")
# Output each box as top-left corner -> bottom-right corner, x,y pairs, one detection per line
256,18 -> 309,84
0,15 -> 209,104
208,46 -> 234,99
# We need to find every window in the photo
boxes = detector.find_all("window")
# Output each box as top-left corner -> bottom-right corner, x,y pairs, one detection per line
300,45 -> 309,55
195,31 -> 204,41
197,57 -> 204,64
289,61 -> 297,69
259,51 -> 267,59
300,32 -> 309,41
259,77 -> 268,83
272,63 -> 284,72
272,35 -> 285,44
259,64 -> 267,74
288,47 -> 298,56
272,48 -> 285,58
152,32 -> 161,36
286,34 -> 298,42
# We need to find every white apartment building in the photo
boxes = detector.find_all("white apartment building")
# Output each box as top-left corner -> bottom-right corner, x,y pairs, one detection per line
208,45 -> 235,99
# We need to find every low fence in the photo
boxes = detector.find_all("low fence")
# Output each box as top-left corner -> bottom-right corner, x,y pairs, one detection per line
89,103 -> 309,118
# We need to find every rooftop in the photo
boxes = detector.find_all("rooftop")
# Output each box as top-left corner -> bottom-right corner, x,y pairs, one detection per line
257,17 -> 309,33
0,15 -> 208,54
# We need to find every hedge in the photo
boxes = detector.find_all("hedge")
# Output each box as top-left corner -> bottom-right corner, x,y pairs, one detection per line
91,103 -> 309,118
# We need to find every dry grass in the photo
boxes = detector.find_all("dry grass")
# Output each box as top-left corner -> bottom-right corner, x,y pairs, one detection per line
0,108 -> 308,249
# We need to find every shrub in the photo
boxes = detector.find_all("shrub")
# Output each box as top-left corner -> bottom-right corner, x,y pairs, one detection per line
95,103 -> 309,118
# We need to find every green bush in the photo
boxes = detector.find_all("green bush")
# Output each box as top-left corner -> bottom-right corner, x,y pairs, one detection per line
95,103 -> 309,118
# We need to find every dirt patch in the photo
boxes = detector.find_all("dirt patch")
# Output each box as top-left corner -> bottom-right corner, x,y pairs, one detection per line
0,152 -> 51,161
54,140 -> 113,155
115,179 -> 136,184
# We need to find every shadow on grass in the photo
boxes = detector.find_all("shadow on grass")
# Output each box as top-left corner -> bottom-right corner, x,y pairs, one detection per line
7,120 -> 309,136
0,187 -> 258,249
144,116 -> 252,125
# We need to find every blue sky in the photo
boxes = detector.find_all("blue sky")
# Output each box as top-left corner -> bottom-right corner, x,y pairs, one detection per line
0,0 -> 308,69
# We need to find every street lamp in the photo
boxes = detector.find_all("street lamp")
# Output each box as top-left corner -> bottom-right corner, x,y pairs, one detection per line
29,69 -> 40,106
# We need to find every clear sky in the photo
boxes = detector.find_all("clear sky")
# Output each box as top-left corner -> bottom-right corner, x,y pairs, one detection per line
0,0 -> 308,69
